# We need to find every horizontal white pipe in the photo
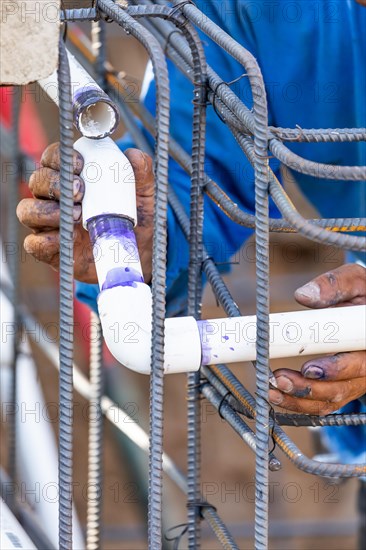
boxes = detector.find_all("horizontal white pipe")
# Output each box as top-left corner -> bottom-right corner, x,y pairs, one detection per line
78,138 -> 366,374
38,49 -> 119,138
197,305 -> 366,365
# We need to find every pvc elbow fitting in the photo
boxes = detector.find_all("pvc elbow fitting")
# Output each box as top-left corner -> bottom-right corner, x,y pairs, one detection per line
97,286 -> 201,374
76,136 -> 202,374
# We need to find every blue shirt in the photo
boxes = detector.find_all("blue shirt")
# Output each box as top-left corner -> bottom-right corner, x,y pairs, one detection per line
76,0 -> 366,468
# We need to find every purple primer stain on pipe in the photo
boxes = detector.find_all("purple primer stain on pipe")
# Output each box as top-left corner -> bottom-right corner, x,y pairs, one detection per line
197,320 -> 217,366
102,266 -> 144,291
87,215 -> 144,290
88,215 -> 136,243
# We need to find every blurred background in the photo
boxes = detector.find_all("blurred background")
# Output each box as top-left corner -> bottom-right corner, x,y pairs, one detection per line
0,3 -> 361,549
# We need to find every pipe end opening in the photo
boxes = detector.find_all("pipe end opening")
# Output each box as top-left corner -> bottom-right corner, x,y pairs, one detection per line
78,101 -> 118,139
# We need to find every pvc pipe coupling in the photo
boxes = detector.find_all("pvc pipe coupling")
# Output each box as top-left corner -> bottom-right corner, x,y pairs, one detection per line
39,49 -> 119,139
75,136 -> 366,375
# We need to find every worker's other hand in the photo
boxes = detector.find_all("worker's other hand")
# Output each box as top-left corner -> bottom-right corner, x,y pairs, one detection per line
269,264 -> 366,415
17,143 -> 154,284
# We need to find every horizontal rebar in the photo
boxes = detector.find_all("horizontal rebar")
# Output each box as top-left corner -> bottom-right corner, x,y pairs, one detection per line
210,365 -> 366,477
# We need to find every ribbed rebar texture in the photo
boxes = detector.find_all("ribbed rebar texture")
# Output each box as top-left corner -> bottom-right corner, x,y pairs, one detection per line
201,380 -> 281,473
5,3 -> 365,549
69,18 -> 366,236
2,95 -> 242,550
171,3 -> 207,547
6,85 -> 21,507
98,2 -> 171,547
211,365 -> 366,477
201,507 -> 240,550
127,10 -> 209,546
86,313 -> 104,550
61,5 -> 366,546
177,8 -> 271,547
201,366 -> 281,472
61,7 -> 98,21
270,127 -> 366,143
233,130 -> 366,251
270,137 -> 366,181
57,38 -> 75,550
274,413 -> 366,427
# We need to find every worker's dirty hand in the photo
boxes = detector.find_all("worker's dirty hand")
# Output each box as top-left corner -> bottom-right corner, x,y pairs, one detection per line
269,264 -> 366,415
16,143 -> 154,284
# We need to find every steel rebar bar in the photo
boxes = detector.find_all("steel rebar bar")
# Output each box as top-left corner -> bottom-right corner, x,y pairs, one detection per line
57,37 -> 75,550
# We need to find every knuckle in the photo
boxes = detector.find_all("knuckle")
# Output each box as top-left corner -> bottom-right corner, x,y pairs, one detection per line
321,399 -> 339,414
320,404 -> 335,415
347,263 -> 365,278
331,392 -> 344,404
329,382 -> 348,404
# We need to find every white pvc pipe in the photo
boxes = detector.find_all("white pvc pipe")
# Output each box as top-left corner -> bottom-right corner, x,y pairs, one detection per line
75,136 -> 202,374
77,137 -> 366,375
0,498 -> 37,550
197,306 -> 366,365
38,49 -> 119,138
74,137 -> 137,227
0,240 -> 85,550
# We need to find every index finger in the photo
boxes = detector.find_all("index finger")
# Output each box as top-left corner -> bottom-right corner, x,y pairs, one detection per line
41,142 -> 84,175
294,263 -> 366,308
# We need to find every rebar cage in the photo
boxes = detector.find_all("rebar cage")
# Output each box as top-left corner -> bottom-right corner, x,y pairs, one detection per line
1,0 -> 366,549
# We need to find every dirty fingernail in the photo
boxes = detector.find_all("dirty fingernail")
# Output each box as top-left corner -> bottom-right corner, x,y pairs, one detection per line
275,376 -> 293,393
269,390 -> 283,405
269,376 -> 278,388
303,365 -> 324,379
73,205 -> 82,222
73,178 -> 81,196
295,281 -> 320,302
75,152 -> 84,170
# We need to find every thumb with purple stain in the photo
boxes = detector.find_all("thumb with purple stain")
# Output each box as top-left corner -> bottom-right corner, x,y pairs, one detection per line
269,264 -> 366,415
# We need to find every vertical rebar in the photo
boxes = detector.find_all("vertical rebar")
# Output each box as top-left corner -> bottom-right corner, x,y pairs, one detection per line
184,42 -> 207,550
86,312 -> 104,550
58,37 -> 75,550
96,4 -> 171,547
6,85 -> 21,508
253,86 -> 271,550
